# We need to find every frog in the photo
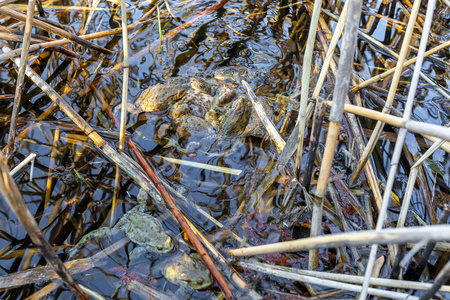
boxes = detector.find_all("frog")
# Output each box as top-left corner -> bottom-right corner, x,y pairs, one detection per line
68,204 -> 173,258
135,76 -> 214,112
214,66 -> 268,83
214,66 -> 253,82
135,69 -> 275,156
163,253 -> 213,290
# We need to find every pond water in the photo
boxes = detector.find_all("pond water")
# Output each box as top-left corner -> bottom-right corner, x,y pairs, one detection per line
0,0 -> 449,298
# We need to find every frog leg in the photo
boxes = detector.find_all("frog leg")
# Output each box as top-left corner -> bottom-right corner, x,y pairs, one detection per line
68,227 -> 120,258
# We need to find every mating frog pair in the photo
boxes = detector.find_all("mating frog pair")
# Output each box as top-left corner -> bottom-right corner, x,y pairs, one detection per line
69,204 -> 213,291
135,67 -> 258,154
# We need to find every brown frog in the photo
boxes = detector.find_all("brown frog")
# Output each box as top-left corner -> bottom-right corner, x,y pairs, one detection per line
135,77 -> 213,112
135,69 -> 274,155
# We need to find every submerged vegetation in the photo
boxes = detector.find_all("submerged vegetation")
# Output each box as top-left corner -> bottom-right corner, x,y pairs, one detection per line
0,0 -> 449,299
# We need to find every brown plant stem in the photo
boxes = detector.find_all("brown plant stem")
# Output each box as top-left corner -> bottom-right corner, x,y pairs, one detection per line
88,83 -> 235,299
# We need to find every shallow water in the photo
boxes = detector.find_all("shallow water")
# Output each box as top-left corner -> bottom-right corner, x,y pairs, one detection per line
0,0 -> 449,298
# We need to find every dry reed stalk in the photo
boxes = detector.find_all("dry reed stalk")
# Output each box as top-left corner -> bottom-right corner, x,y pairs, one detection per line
0,6 -> 111,54
229,224 -> 450,257
2,45 -> 234,299
237,262 -> 450,293
398,137 -> 448,228
0,31 -> 43,43
44,128 -> 58,209
110,166 -> 121,226
6,0 -> 35,158
0,158 -> 88,299
24,282 -> 62,300
323,101 -> 450,142
294,0 -> 323,175
0,26 -> 132,62
419,260 -> 450,299
0,239 -> 128,291
312,6 -> 384,209
309,0 -> 362,270
237,261 -> 418,299
352,39 -> 450,92
8,152 -> 36,176
242,80 -> 285,152
359,1 -> 437,296
302,98 -> 325,191
350,0 -> 422,185
0,0 -> 19,6
119,0 -> 129,150
310,0 -> 348,100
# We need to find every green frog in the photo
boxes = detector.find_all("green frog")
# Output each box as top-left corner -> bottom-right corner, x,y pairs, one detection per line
163,253 -> 213,290
68,205 -> 173,257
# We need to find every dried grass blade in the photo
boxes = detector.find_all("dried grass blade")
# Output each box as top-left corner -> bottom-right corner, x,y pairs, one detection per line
163,156 -> 242,175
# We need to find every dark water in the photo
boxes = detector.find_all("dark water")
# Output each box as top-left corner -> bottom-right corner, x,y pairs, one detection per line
0,0 -> 449,298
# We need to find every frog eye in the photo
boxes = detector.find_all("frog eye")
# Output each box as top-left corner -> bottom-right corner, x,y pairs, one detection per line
196,278 -> 205,285
157,245 -> 163,250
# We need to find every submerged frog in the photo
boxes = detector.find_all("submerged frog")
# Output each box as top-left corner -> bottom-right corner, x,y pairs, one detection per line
163,253 -> 213,290
69,205 -> 173,257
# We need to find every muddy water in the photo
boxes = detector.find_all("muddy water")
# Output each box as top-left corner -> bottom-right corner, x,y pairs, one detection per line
0,0 -> 448,298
